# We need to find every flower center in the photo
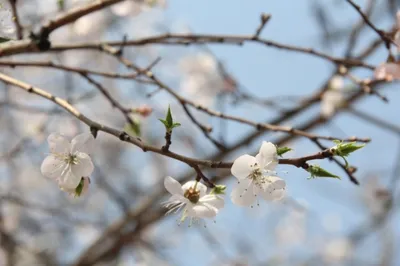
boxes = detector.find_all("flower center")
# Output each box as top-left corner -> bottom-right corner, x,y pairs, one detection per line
184,188 -> 200,204
64,153 -> 78,165
248,167 -> 273,190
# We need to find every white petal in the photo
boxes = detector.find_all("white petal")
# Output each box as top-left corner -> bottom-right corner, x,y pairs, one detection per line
47,133 -> 70,154
230,179 -> 256,206
199,195 -> 225,209
231,154 -> 257,179
41,155 -> 67,179
164,176 -> 183,196
182,181 -> 207,197
268,176 -> 286,189
71,133 -> 95,154
260,187 -> 286,201
257,141 -> 278,170
188,203 -> 218,218
71,152 -> 94,178
59,168 -> 82,190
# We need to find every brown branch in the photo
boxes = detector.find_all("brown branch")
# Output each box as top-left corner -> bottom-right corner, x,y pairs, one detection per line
345,0 -> 393,49
0,60 -> 152,82
8,0 -> 23,39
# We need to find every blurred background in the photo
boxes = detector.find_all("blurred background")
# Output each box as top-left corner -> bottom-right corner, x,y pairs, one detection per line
1,0 -> 400,265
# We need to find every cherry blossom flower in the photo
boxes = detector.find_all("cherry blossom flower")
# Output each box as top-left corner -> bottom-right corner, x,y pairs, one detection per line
111,0 -> 166,17
320,75 -> 345,118
41,133 -> 95,191
374,62 -> 400,81
322,237 -> 353,264
230,141 -> 285,206
179,53 -> 225,107
393,11 -> 400,51
0,3 -> 15,39
163,176 -> 224,225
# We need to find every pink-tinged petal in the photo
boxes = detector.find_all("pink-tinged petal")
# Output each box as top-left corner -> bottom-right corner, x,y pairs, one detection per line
58,168 -> 82,190
71,133 -> 95,154
394,31 -> 400,52
257,141 -> 278,170
41,155 -> 67,179
164,176 -> 183,196
199,195 -> 225,209
374,63 -> 400,80
230,179 -> 256,206
71,153 -> 94,178
396,11 -> 400,30
188,204 -> 218,218
182,181 -> 207,197
231,154 -> 257,179
47,133 -> 69,154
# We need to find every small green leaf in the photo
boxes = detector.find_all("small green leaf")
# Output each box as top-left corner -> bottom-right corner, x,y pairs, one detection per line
331,140 -> 366,158
307,165 -> 340,180
171,122 -> 181,129
0,37 -> 11,43
124,119 -> 141,137
277,146 -> 292,157
74,178 -> 85,197
57,0 -> 65,10
210,185 -> 226,195
166,105 -> 173,126
158,119 -> 169,129
159,105 -> 181,131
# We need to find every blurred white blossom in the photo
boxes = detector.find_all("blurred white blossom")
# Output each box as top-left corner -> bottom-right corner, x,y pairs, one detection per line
179,53 -> 225,106
374,62 -> 400,81
322,237 -> 353,264
361,176 -> 391,217
321,75 -> 345,118
0,3 -> 15,39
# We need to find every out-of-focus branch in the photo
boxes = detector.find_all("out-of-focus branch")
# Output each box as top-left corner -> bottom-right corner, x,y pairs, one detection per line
8,0 -> 23,39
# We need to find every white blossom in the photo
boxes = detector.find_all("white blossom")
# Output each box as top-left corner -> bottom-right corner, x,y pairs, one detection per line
179,53 -> 225,107
322,237 -> 353,264
0,3 -> 15,39
374,62 -> 400,81
361,176 -> 391,217
111,0 -> 166,17
321,75 -> 345,118
230,141 -> 285,206
41,133 -> 95,191
394,11 -> 400,51
163,176 -> 224,225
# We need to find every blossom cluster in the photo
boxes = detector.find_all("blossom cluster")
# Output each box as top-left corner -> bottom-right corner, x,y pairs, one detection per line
163,141 -> 286,225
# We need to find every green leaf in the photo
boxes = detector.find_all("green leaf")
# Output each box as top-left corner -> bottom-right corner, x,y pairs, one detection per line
166,105 -> 173,126
307,165 -> 340,180
277,146 -> 292,157
158,119 -> 169,129
171,122 -> 181,129
124,119 -> 141,137
0,37 -> 11,43
331,140 -> 366,157
159,105 -> 180,131
74,178 -> 85,197
57,0 -> 65,10
210,185 -> 226,195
